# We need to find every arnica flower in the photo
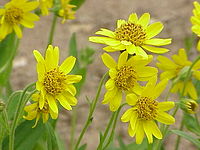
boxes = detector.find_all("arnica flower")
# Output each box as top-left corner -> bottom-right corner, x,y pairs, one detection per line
89,13 -> 171,58
0,0 -> 39,40
121,78 -> 175,144
33,45 -> 82,114
58,0 -> 76,24
102,51 -> 158,111
157,48 -> 200,100
23,93 -> 58,128
38,0 -> 53,16
180,98 -> 199,114
191,1 -> 200,51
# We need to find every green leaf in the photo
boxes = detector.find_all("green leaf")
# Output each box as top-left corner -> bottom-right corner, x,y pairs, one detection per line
78,144 -> 87,150
69,33 -> 78,58
118,136 -> 127,150
70,0 -> 86,10
0,33 -> 16,86
184,34 -> 194,52
171,130 -> 200,148
3,120 -> 45,150
183,113 -> 200,136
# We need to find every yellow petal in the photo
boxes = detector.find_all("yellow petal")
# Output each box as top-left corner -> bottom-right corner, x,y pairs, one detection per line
66,75 -> 82,84
137,66 -> 158,79
146,22 -> 164,39
49,108 -> 58,119
118,51 -> 128,68
117,19 -> 126,28
109,68 -> 117,79
109,90 -> 122,111
46,94 -> 58,113
158,101 -> 175,111
103,46 -> 122,52
126,44 -> 136,54
45,45 -> 59,70
144,38 -> 171,46
186,81 -> 197,100
102,87 -> 117,104
60,56 -> 76,74
130,112 -> 138,129
57,94 -> 72,110
143,120 -> 153,143
13,25 -> 22,38
121,108 -> 133,122
156,111 -> 175,125
160,71 -> 176,80
197,40 -> 200,51
65,84 -> 76,96
62,91 -> 78,106
135,121 -> 144,144
148,121 -> 162,139
95,28 -> 115,38
101,53 -> 117,69
142,45 -> 169,54
126,93 -> 138,106
105,79 -> 115,90
22,1 -> 39,12
33,50 -> 45,63
135,46 -> 148,59
153,79 -> 168,99
128,13 -> 138,23
137,13 -> 150,28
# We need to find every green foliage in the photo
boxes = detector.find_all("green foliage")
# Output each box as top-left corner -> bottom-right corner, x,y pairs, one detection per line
68,33 -> 95,95
184,34 -> 195,52
183,113 -> 200,136
171,130 -> 200,148
0,33 -> 16,86
70,0 -> 86,10
3,120 -> 45,150
78,144 -> 87,150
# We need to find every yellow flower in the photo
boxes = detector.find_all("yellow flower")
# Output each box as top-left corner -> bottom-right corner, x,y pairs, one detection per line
89,13 -> 171,58
191,1 -> 200,51
157,48 -> 200,100
180,98 -> 199,114
33,45 -> 82,114
102,51 -> 158,111
38,0 -> 53,16
23,93 -> 58,128
58,0 -> 76,24
121,78 -> 175,144
0,0 -> 39,40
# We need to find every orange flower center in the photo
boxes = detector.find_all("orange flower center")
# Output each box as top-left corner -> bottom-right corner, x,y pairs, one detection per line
115,23 -> 146,46
136,97 -> 158,120
5,7 -> 23,25
43,68 -> 66,95
115,65 -> 137,91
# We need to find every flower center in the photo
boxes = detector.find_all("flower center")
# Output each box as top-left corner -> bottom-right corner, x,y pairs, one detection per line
43,68 -> 66,95
136,97 -> 158,120
115,23 -> 146,46
5,7 -> 24,25
115,66 -> 137,91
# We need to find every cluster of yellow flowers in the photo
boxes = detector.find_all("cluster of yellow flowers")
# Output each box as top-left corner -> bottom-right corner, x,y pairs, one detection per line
24,45 -> 82,127
0,0 -> 76,40
90,13 -> 175,144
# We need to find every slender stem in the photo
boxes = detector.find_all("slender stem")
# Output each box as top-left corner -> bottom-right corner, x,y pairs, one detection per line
194,114 -> 200,129
2,109 -> 10,133
103,104 -> 125,150
48,14 -> 58,46
174,118 -> 184,150
69,107 -> 77,150
9,83 -> 35,150
97,112 -> 116,150
74,73 -> 108,150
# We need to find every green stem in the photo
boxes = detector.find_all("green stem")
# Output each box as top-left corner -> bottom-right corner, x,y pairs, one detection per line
9,83 -> 35,150
194,114 -> 200,130
48,14 -> 58,46
97,112 -> 116,150
174,118 -> 184,150
103,104 -> 125,150
74,72 -> 108,150
2,109 -> 10,133
69,107 -> 77,150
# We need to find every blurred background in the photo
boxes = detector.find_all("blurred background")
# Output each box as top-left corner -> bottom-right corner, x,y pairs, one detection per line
0,0 -> 198,149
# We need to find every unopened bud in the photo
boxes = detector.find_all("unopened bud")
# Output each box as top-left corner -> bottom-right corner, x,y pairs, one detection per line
180,98 -> 198,114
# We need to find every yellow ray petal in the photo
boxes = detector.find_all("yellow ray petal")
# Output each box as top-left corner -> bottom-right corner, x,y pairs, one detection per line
101,53 -> 117,69
158,101 -> 175,111
121,108 -> 133,122
128,13 -> 138,23
66,75 -> 82,84
57,94 -> 72,110
142,45 -> 169,54
118,51 -> 128,68
126,93 -> 138,106
144,38 -> 171,46
137,13 -> 150,28
46,94 -> 58,113
156,111 -> 175,125
146,22 -> 163,39
60,56 -> 76,74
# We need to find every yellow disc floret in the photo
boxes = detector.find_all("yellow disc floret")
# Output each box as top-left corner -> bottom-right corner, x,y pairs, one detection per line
136,97 -> 158,120
115,23 -> 146,46
115,65 -> 137,90
43,68 -> 66,95
5,7 -> 23,25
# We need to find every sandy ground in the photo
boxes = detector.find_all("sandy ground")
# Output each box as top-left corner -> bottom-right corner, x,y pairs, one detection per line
0,0 -> 199,149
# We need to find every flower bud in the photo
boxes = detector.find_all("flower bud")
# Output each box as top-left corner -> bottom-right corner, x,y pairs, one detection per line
180,98 -> 199,114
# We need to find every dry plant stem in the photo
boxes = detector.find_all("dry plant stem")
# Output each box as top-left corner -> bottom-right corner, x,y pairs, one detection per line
48,14 -> 58,46
103,104 -> 125,150
9,83 -> 35,150
74,72 -> 108,150
97,112 -> 116,150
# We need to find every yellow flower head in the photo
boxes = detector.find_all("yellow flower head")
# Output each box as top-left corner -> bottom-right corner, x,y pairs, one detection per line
121,78 -> 175,144
191,1 -> 200,51
38,0 -> 53,16
0,0 -> 39,40
180,98 -> 199,114
102,51 -> 158,111
58,0 -> 76,24
33,45 -> 82,114
157,48 -> 200,100
89,13 -> 171,58
23,93 -> 58,128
